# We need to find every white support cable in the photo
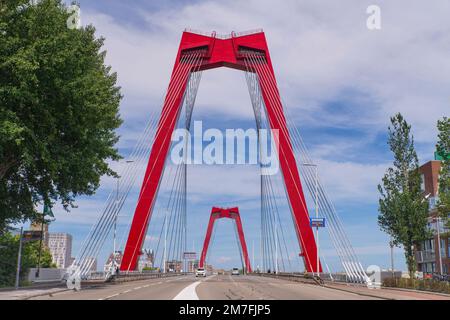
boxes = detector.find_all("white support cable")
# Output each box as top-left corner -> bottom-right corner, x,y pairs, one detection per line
75,52 -> 192,268
152,66 -> 203,270
244,54 -> 314,272
245,54 -> 316,272
125,51 -> 205,270
276,72 -> 367,280
243,53 -> 366,282
72,51 -> 205,277
265,173 -> 293,271
74,108 -> 160,275
233,220 -> 245,271
77,95 -> 168,274
253,54 -> 366,280
285,125 -> 367,281
284,112 -> 365,281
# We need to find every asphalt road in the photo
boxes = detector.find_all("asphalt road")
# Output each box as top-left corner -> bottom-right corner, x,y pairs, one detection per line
195,275 -> 375,300
27,274 -> 450,300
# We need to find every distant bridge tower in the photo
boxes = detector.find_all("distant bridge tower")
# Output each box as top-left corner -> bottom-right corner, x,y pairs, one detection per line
199,207 -> 252,273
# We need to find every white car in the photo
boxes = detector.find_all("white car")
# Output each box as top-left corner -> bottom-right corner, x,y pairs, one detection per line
195,268 -> 206,277
231,268 -> 240,275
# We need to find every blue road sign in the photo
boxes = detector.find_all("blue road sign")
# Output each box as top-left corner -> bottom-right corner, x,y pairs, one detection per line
310,217 -> 326,228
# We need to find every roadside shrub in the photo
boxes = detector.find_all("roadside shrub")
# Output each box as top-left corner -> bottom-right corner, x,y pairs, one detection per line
382,277 -> 450,294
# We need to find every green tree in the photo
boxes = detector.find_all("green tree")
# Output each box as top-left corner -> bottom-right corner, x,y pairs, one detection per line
378,113 -> 430,278
0,231 -> 54,287
0,0 -> 122,231
436,117 -> 450,226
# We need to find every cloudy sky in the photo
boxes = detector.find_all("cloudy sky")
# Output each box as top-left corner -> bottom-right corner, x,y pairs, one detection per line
47,0 -> 450,272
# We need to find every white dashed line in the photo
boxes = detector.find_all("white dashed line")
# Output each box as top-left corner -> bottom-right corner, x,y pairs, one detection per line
104,293 -> 120,300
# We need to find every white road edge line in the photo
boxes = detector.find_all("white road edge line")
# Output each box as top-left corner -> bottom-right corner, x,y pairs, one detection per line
173,281 -> 201,300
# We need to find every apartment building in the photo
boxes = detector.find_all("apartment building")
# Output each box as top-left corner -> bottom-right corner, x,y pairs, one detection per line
415,160 -> 449,275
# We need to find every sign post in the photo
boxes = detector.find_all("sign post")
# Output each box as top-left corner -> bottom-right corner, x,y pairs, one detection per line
310,217 -> 326,276
15,227 -> 23,290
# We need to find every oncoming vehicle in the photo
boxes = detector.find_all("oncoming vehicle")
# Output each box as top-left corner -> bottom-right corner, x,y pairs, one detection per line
195,268 -> 206,277
231,268 -> 240,275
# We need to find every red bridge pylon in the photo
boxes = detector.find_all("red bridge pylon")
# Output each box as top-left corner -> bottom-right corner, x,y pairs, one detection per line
199,207 -> 252,273
120,29 -> 321,273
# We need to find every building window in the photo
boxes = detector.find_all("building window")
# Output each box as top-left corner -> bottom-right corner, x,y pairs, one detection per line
439,239 -> 446,258
448,240 -> 450,259
420,173 -> 425,192
423,239 -> 434,252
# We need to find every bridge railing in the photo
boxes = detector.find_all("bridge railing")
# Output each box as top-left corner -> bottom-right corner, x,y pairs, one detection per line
253,272 -> 353,285
112,271 -> 190,283
253,272 -> 322,285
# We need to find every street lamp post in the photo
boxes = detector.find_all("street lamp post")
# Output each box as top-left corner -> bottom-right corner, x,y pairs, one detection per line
15,227 -> 23,290
389,238 -> 395,278
302,163 -> 319,277
113,160 -> 134,273
275,223 -> 278,274
435,216 -> 443,276
163,209 -> 168,274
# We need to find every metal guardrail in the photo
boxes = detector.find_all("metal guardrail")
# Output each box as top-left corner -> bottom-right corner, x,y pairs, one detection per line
111,271 -> 190,283
254,272 -> 324,285
253,272 -> 363,286
183,28 -> 264,40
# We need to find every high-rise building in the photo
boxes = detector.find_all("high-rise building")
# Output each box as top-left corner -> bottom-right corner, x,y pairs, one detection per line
415,160 -> 450,275
48,233 -> 72,269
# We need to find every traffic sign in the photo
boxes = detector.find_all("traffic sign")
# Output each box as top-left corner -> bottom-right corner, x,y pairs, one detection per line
310,217 -> 326,228
183,252 -> 197,260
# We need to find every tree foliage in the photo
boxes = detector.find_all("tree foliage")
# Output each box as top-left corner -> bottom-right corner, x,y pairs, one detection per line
436,117 -> 450,223
0,0 -> 122,231
0,231 -> 54,287
378,113 -> 430,277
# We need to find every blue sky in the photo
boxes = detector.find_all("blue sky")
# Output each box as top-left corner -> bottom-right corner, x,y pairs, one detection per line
42,0 -> 450,272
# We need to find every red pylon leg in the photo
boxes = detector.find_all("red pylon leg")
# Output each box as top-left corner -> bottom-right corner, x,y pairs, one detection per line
120,53 -> 200,271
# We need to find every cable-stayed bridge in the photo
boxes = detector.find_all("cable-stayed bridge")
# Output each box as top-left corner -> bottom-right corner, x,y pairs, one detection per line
66,29 -> 371,291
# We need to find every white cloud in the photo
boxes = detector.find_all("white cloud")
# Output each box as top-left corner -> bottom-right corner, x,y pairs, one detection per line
315,159 -> 388,203
76,1 -> 450,207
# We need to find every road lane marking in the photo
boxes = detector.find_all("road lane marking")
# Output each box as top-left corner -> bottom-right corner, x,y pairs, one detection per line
103,293 -> 119,300
173,281 -> 200,300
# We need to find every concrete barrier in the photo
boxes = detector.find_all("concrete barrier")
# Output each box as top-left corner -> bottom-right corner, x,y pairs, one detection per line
28,268 -> 66,283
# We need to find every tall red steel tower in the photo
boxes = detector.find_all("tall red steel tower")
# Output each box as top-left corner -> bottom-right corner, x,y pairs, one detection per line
120,29 -> 322,273
199,207 -> 252,273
